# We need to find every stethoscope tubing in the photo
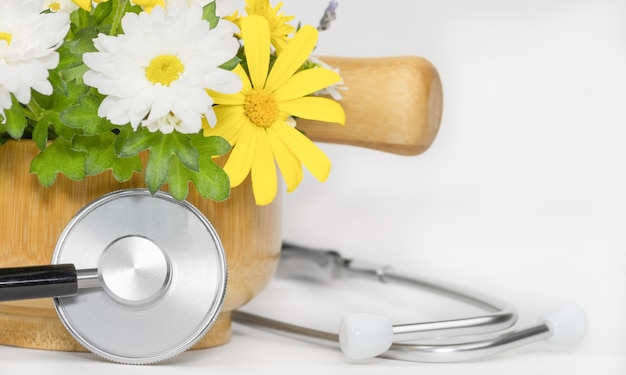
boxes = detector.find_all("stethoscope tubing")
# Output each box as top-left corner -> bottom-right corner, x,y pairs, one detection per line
232,310 -> 552,363
232,243 -> 553,363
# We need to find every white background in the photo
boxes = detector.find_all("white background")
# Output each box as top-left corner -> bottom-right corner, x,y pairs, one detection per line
3,0 -> 625,373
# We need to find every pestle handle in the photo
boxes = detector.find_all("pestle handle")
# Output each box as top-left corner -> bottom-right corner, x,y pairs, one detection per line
298,56 -> 443,156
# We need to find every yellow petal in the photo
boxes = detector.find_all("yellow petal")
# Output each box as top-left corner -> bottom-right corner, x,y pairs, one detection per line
265,25 -> 318,91
267,125 -> 303,192
233,64 -> 253,94
205,107 -> 246,144
273,122 -> 331,183
214,104 -> 246,123
273,68 -> 342,102
224,124 -> 256,187
241,16 -> 270,89
207,91 -> 246,106
280,97 -> 346,125
71,0 -> 91,10
250,127 -> 278,205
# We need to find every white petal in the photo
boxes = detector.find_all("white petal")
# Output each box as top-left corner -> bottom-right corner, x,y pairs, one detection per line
80,0 -> 239,133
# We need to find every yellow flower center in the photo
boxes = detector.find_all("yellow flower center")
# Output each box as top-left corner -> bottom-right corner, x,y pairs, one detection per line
0,32 -> 12,46
48,2 -> 61,11
244,89 -> 280,127
146,54 -> 185,86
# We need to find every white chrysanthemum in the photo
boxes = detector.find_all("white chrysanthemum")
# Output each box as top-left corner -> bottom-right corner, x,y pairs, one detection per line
83,0 -> 242,134
0,0 -> 69,115
42,0 -> 79,13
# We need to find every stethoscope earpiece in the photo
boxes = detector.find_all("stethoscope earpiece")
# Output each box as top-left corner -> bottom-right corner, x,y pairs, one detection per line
540,306 -> 588,346
339,313 -> 394,360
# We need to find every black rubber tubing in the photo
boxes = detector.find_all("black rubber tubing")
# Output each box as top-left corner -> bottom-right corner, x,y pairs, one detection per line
0,264 -> 78,301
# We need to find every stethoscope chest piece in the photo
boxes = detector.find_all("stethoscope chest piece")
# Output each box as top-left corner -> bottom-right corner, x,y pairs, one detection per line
51,189 -> 227,364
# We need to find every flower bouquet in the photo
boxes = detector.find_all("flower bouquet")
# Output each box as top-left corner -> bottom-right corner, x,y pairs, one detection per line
0,0 -> 347,351
0,0 -> 345,206
0,0 -> 443,352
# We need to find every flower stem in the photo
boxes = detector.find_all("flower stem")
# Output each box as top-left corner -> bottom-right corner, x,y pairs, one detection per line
110,0 -> 129,36
26,97 -> 43,120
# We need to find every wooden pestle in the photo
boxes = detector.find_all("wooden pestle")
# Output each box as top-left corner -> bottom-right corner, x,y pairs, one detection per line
297,56 -> 443,156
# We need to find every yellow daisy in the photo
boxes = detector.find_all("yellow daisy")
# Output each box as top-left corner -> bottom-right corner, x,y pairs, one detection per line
226,0 -> 295,54
204,15 -> 345,205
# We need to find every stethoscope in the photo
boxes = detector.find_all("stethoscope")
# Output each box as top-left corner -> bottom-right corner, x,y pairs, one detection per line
0,189 -> 587,364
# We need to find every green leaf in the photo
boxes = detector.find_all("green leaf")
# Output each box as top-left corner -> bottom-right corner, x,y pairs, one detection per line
56,40 -> 84,72
202,2 -> 219,28
30,137 -> 86,186
72,133 -> 142,181
188,134 -> 232,201
166,157 -> 191,200
143,142 -> 170,194
51,79 -> 90,114
116,129 -> 231,200
70,6 -> 90,31
91,0 -> 113,25
190,133 -> 231,157
51,40 -> 87,93
166,154 -> 230,201
28,83 -> 90,145
72,26 -> 99,55
3,96 -> 27,139
119,129 -> 199,171
219,56 -> 242,71
32,114 -> 57,149
60,95 -> 114,135
117,129 -> 200,195
166,135 -> 232,201
48,70 -> 68,97
0,119 -> 9,145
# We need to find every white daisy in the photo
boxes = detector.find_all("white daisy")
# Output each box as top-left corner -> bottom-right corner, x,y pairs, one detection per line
83,0 -> 242,134
0,0 -> 70,115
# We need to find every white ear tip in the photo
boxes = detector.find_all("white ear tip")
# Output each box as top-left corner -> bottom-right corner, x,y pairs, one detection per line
541,306 -> 588,345
339,313 -> 394,359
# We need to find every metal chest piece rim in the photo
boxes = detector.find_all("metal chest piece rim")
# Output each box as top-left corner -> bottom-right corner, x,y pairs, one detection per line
51,189 -> 228,364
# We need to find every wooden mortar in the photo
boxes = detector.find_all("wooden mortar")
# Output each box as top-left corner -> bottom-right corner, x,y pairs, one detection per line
0,56 -> 442,352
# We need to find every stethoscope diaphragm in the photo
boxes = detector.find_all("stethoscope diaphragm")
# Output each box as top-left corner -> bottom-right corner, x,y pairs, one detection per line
51,189 -> 227,364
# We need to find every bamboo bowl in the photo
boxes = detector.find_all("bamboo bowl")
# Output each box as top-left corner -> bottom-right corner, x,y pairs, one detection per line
0,56 -> 442,352
0,140 -> 282,350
